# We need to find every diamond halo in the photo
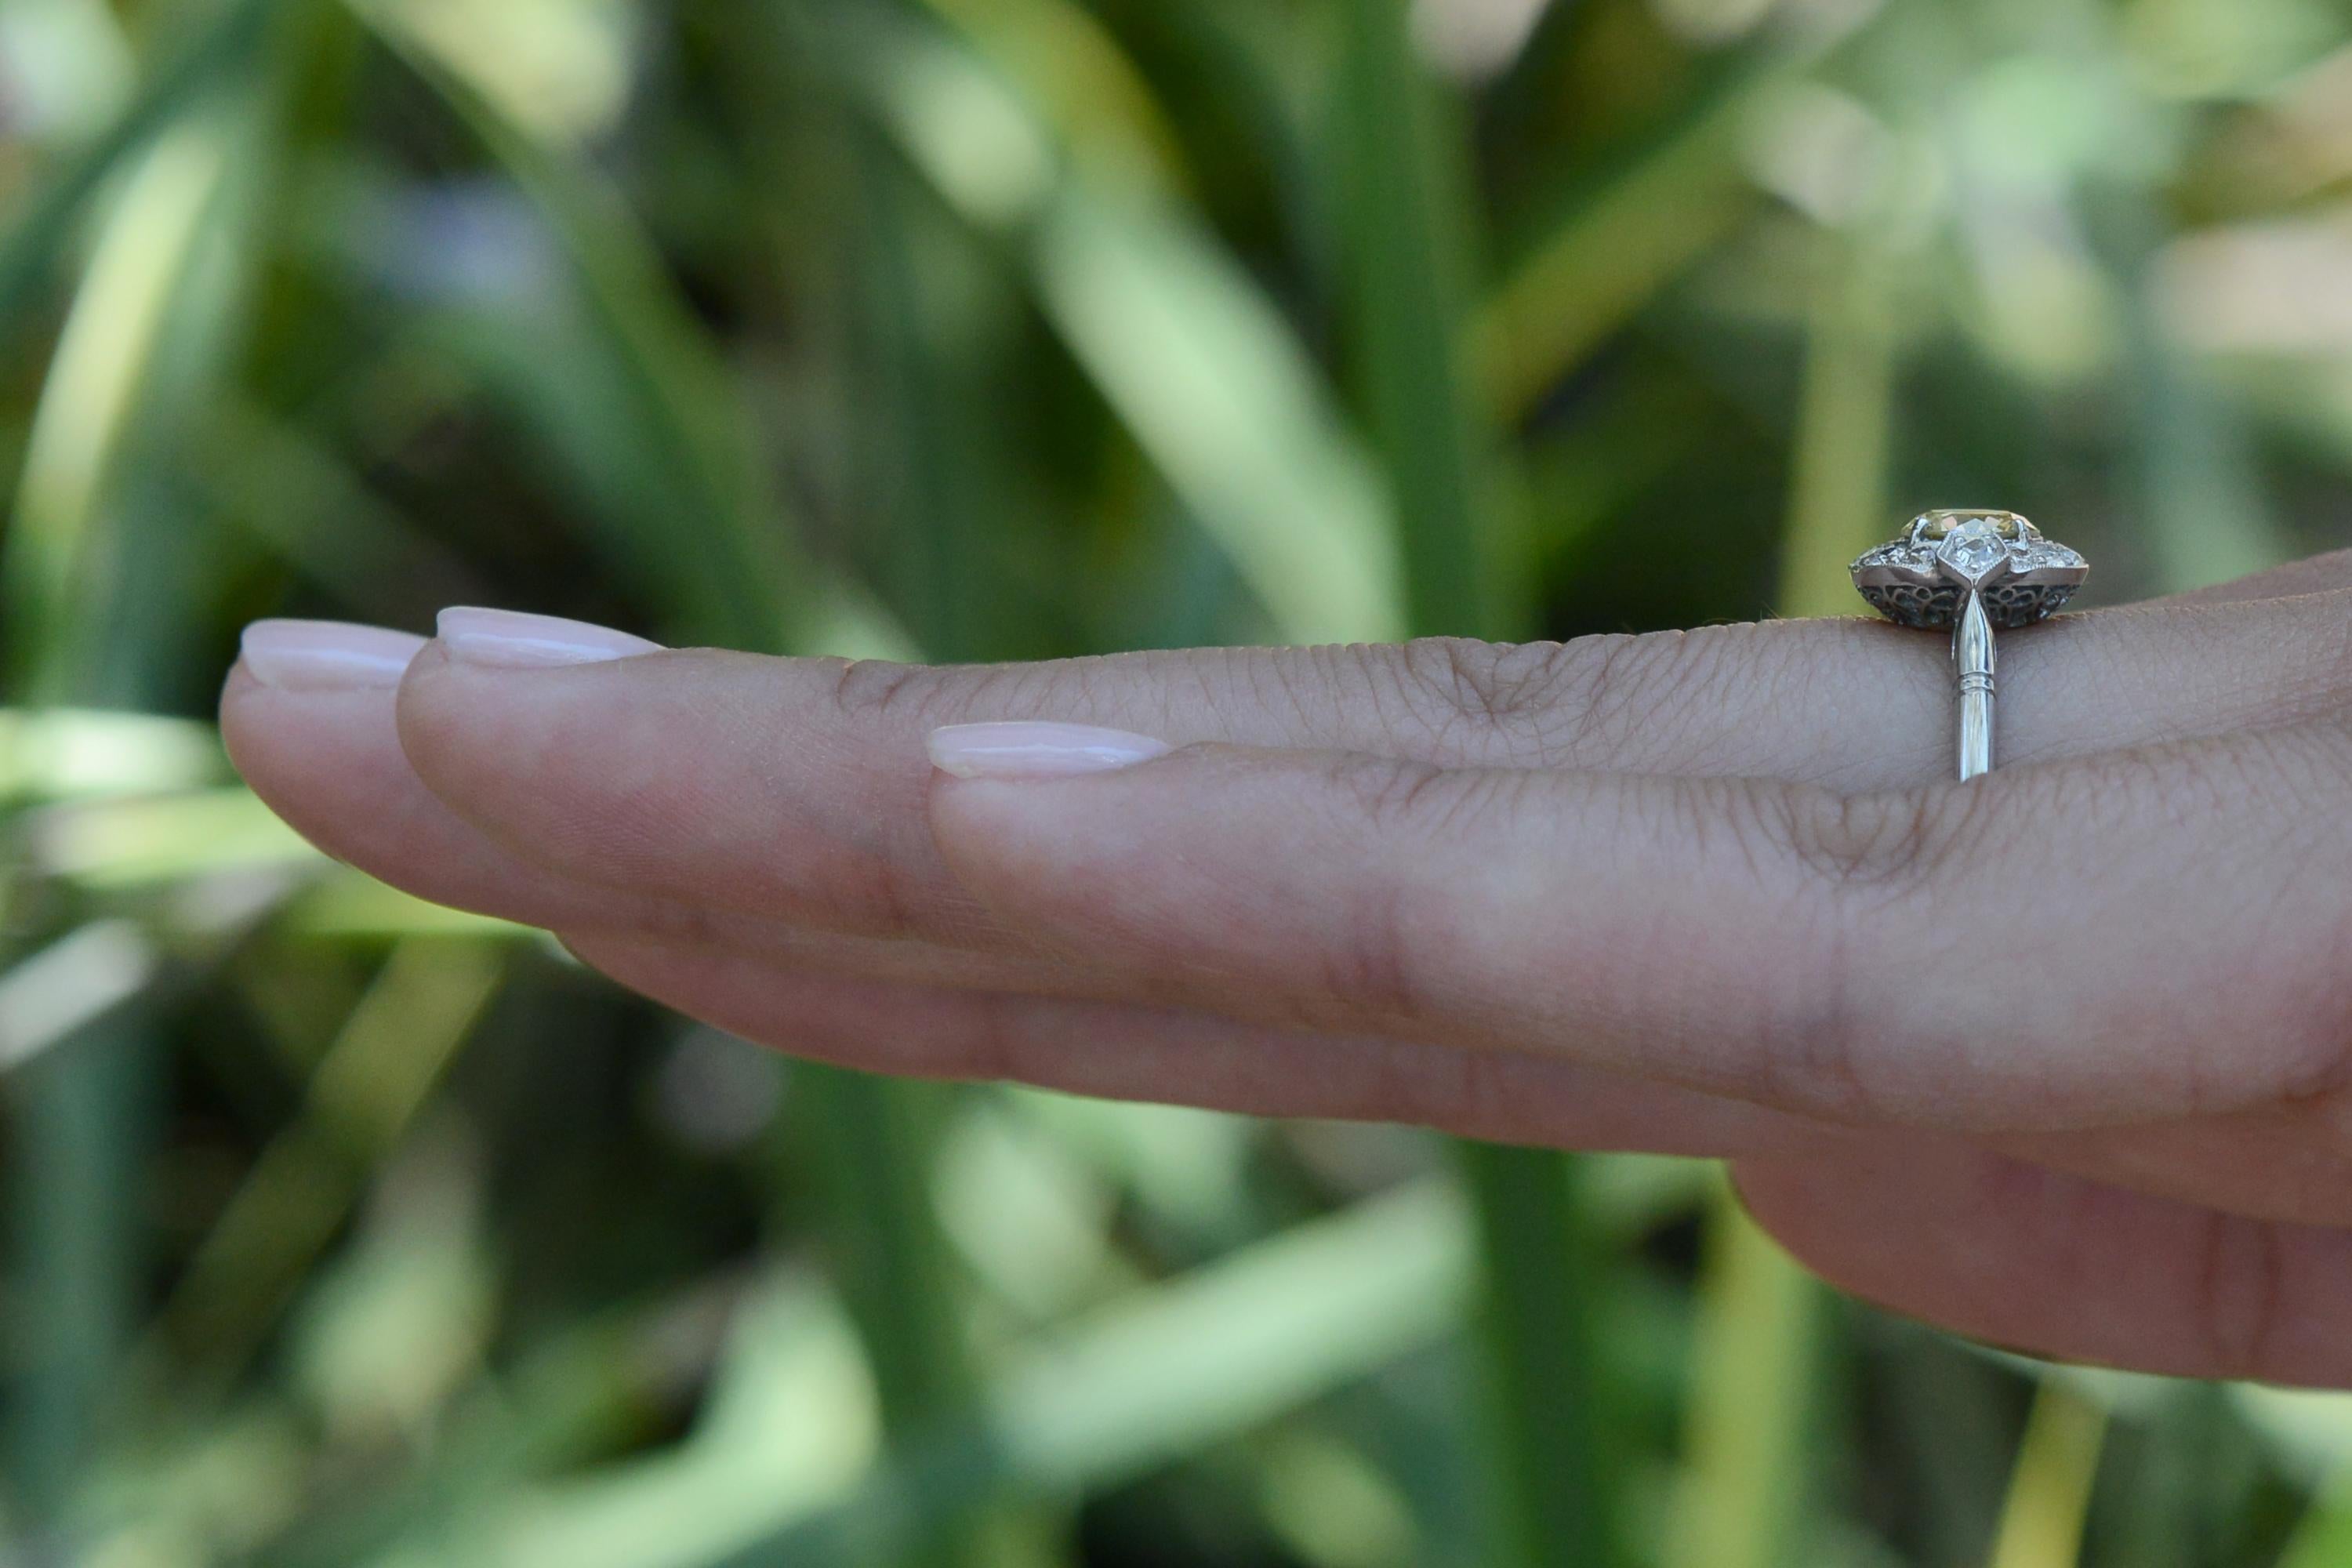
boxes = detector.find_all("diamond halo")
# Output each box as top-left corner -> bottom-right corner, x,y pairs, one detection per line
1849,510 -> 2088,631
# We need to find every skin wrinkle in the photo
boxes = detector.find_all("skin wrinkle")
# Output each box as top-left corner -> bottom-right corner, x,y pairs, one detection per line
1308,756 -> 1451,1021
828,655 -> 928,721
2198,1208 -> 2288,1379
1550,631 -> 1664,770
2259,775 -> 2352,1109
1667,626 -> 1792,775
1418,637 -> 1555,738
1332,879 -> 1427,1025
1491,641 -> 1579,729
1412,640 -> 1503,755
1727,883 -> 1883,1123
2318,604 -> 2352,713
1348,641 -> 1438,761
1519,772 -> 1884,1120
1268,644 -> 1338,750
1207,651 -> 1258,745
564,927 -> 1823,1152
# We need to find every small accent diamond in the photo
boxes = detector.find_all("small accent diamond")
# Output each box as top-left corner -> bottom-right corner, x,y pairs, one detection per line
1936,518 -> 2011,583
2016,540 -> 2086,572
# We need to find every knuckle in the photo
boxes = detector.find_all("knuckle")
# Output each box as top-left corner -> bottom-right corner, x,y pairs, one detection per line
1770,784 -> 1957,894
826,657 -> 933,720
1312,755 -> 1523,1018
1709,782 -> 1941,1118
1391,637 -> 1571,740
1325,753 -> 1456,837
1384,634 -> 1700,764
1323,753 -> 1525,846
1392,623 -> 1769,769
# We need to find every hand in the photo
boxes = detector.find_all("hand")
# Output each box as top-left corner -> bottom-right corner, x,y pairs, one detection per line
222,554 -> 2352,1386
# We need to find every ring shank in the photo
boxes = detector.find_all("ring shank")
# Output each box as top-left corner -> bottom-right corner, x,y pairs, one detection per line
1954,590 -> 1996,780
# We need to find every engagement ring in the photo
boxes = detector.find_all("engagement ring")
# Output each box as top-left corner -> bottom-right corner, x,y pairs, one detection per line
1850,510 -> 2088,780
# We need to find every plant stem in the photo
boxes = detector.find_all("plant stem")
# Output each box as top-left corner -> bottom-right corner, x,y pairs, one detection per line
1986,1383 -> 2109,1568
1334,6 -> 1617,1566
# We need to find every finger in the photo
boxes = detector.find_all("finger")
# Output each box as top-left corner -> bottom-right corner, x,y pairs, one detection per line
1993,1097 -> 2352,1229
209,639 -> 1899,1161
222,654 -> 811,942
219,649 -> 639,931
1733,1140 -> 2352,1386
227,638 -> 1497,1001
926,720 -> 2352,1131
558,931 -> 1843,1157
226,655 -> 1214,1011
380,590 -> 2352,949
2159,546 -> 2352,604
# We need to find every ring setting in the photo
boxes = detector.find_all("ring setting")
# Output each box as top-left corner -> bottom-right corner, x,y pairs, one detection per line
1850,510 -> 2088,781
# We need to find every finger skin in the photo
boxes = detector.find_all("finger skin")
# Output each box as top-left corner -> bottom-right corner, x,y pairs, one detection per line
214,666 -> 1852,1161
218,668 -> 630,931
235,671 -> 2352,1221
1733,1140 -> 2352,1386
218,666 -> 966,960
375,592 -> 2352,952
926,723 -> 2352,1132
2160,546 -> 2352,604
220,557 -> 2352,961
227,602 -> 2352,1131
217,668 -> 1083,985
1994,1095 -> 2352,1229
557,931 -> 1844,1157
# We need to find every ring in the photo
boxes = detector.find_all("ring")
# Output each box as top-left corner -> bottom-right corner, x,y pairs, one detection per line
1849,510 -> 2089,781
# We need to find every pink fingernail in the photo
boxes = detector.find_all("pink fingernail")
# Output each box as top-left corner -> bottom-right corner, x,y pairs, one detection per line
240,620 -> 427,691
927,721 -> 1172,780
436,607 -> 663,668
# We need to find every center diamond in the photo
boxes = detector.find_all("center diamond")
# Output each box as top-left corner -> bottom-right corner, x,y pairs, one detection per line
1936,517 -> 2012,583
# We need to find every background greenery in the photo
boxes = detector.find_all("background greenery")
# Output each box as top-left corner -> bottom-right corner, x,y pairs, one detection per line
8,0 -> 2352,1563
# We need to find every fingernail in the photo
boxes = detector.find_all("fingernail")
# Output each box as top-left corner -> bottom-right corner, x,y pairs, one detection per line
436,607 -> 662,669
927,721 -> 1172,780
240,620 -> 426,691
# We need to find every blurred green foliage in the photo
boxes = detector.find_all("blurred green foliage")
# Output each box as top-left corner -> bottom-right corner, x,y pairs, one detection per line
7,0 -> 2352,1564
